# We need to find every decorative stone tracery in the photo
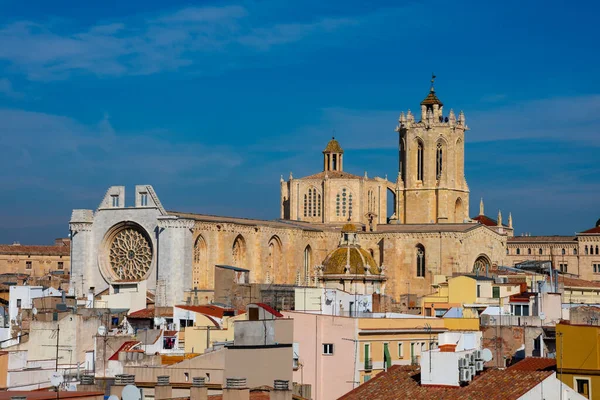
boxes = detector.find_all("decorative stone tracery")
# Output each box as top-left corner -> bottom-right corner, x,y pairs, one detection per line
109,228 -> 153,280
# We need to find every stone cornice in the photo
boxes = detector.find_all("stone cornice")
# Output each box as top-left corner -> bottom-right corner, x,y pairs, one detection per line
70,222 -> 92,232
157,218 -> 195,229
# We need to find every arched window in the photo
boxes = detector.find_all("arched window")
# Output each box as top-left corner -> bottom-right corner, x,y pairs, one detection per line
267,236 -> 282,284
597,245 -> 599,255
304,246 -> 312,285
193,235 -> 207,288
416,244 -> 426,277
436,142 -> 443,179
417,141 -> 424,181
562,248 -> 566,255
539,248 -> 543,255
473,256 -> 491,273
528,248 -> 532,255
585,245 -> 589,255
516,248 -> 521,255
400,137 -> 406,181
232,235 -> 246,268
506,248 -> 509,255
574,248 -> 578,255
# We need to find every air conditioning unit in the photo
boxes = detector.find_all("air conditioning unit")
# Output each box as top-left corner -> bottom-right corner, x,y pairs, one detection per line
467,353 -> 475,364
458,357 -> 467,368
470,366 -> 476,377
459,368 -> 472,382
475,360 -> 484,371
474,350 -> 483,360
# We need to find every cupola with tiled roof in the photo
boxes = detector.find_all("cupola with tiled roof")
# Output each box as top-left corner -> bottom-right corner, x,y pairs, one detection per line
323,137 -> 343,172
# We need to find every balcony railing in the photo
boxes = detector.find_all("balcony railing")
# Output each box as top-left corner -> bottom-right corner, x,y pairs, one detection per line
364,358 -> 373,371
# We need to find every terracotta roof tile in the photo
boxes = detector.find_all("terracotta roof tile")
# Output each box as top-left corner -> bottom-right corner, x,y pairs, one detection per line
557,276 -> 600,288
323,138 -> 344,153
508,235 -> 577,243
108,341 -> 141,361
472,215 -> 507,227
580,226 -> 600,234
128,307 -> 173,318
299,170 -> 371,181
508,357 -> 556,371
339,363 -> 553,400
0,244 -> 70,256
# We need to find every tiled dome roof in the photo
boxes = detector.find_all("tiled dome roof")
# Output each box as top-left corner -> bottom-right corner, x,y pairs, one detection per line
322,246 -> 379,275
420,88 -> 443,107
323,137 -> 344,153
341,223 -> 358,232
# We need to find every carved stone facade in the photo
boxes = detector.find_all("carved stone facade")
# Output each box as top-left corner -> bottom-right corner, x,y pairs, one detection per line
69,84 -> 519,307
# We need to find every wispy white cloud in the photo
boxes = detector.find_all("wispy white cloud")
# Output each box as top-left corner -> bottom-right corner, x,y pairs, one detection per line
0,5 -> 357,80
0,108 -> 243,193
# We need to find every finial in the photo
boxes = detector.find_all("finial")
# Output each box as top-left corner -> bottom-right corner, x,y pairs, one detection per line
289,171 -> 293,180
280,175 -> 284,183
430,72 -> 437,92
479,198 -> 484,216
364,171 -> 368,179
508,212 -> 513,229
497,210 -> 502,227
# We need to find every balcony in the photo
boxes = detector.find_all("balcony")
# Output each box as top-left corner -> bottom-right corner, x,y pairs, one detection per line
364,358 -> 373,371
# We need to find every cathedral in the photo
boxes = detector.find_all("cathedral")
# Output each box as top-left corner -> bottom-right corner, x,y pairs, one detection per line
69,82 -> 512,307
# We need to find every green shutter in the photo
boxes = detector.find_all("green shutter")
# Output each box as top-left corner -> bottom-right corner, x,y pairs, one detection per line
384,343 -> 391,369
493,286 -> 500,299
364,344 -> 370,370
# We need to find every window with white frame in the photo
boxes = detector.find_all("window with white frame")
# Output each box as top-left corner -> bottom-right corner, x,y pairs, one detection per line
511,304 -> 530,316
398,342 -> 403,358
111,195 -> 119,207
140,192 -> 148,206
322,343 -> 334,355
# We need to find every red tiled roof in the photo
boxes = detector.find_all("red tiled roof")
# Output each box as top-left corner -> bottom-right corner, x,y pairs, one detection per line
339,364 -> 553,400
253,303 -> 284,318
508,357 -> 556,372
108,341 -> 141,361
509,292 -> 536,303
128,307 -> 172,318
208,389 -> 306,400
163,330 -> 177,337
299,170 -> 373,181
580,226 -> 600,234
557,276 -> 600,289
176,304 -> 235,319
0,244 -> 70,256
472,215 -> 507,227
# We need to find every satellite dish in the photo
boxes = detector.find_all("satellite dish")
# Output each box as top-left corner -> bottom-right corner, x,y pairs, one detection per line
32,307 -> 38,315
50,372 -> 64,387
108,395 -> 120,400
122,385 -> 141,400
97,325 -> 107,336
481,348 -> 493,362
539,312 -> 546,321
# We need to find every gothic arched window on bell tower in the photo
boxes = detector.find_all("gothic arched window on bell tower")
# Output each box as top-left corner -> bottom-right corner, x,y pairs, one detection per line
416,244 -> 426,277
436,142 -> 443,179
400,136 -> 406,182
417,141 -> 424,181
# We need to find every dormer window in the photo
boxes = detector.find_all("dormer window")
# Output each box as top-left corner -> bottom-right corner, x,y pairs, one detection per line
111,195 -> 119,207
140,192 -> 148,206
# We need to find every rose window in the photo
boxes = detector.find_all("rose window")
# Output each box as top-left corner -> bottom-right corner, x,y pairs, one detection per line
109,228 -> 152,280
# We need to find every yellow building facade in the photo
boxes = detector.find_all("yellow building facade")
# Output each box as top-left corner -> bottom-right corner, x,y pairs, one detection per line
184,313 -> 247,354
357,315 -> 479,383
557,322 -> 600,399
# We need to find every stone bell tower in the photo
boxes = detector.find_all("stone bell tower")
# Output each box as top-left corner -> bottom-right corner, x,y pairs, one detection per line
393,76 -> 470,224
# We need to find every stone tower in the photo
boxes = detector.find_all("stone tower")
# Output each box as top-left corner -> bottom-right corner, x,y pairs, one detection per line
394,78 -> 469,223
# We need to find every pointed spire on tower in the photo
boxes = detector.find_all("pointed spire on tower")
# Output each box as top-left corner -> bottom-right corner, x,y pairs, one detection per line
479,198 -> 484,216
497,210 -> 502,227
508,212 -> 513,229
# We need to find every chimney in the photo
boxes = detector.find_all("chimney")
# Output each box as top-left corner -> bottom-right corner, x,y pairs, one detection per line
223,377 -> 249,400
155,376 -> 172,400
111,374 -> 135,398
190,377 -> 208,400
270,380 -> 292,400
78,375 -> 100,392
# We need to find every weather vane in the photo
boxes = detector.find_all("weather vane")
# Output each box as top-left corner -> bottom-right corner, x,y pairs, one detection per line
431,73 -> 436,90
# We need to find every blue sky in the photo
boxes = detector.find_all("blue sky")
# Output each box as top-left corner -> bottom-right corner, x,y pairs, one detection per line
0,0 -> 599,243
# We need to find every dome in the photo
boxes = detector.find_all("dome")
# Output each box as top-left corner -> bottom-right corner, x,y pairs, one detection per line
597,218 -> 600,228
323,137 -> 344,153
420,87 -> 443,107
322,246 -> 379,275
